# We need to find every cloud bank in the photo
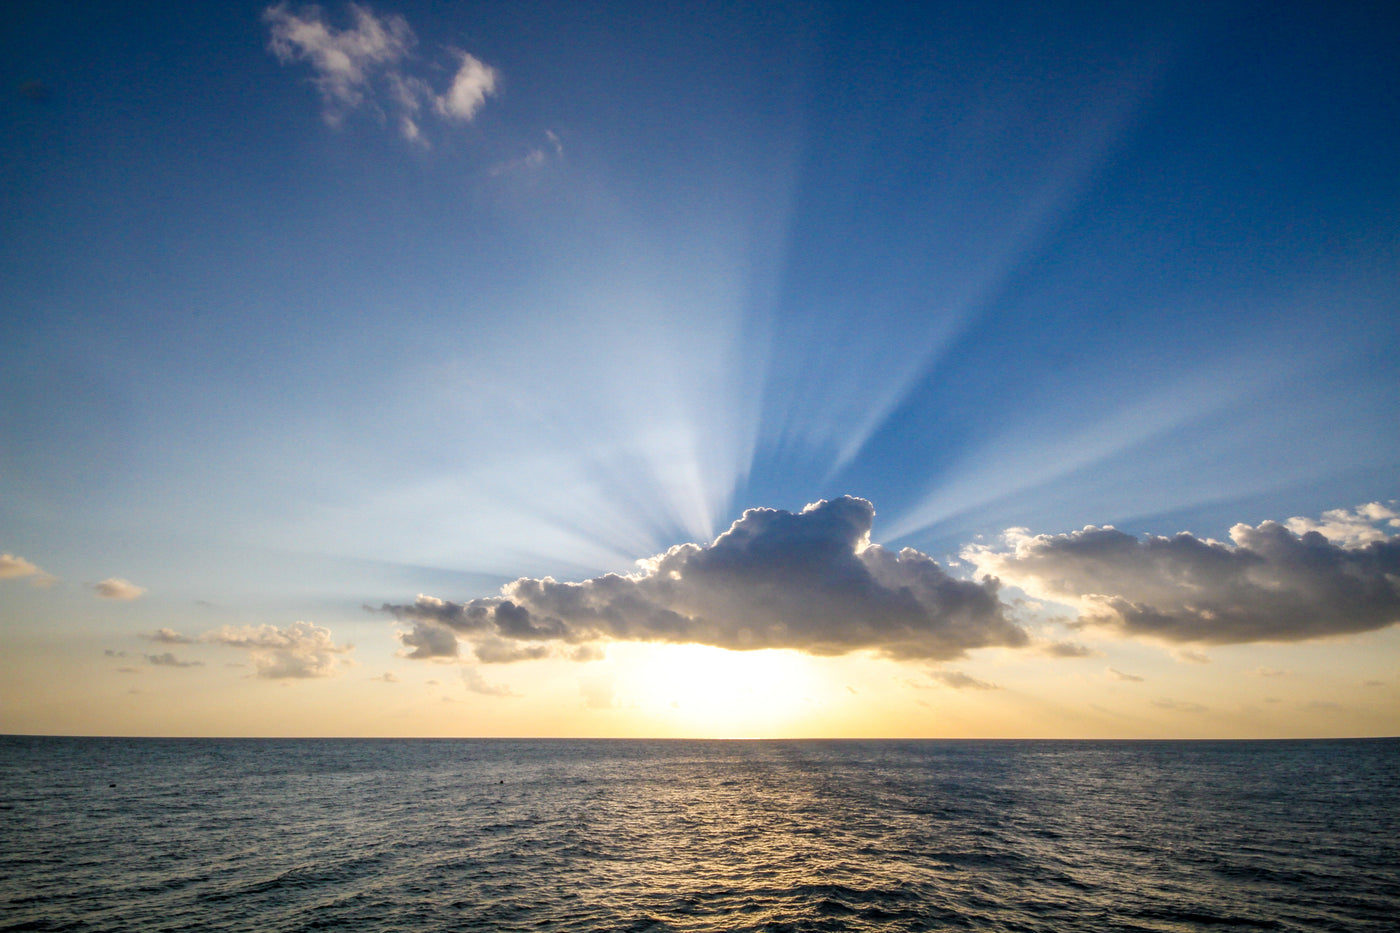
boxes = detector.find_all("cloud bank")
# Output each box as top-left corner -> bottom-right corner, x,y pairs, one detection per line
966,502 -> 1400,645
377,497 -> 1027,663
265,3 -> 498,142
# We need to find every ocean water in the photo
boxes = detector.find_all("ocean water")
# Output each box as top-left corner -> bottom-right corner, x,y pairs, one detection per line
1,738 -> 1396,932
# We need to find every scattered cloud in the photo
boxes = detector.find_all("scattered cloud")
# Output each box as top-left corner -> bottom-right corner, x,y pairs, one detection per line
144,652 -> 203,668
928,670 -> 999,690
202,621 -> 352,679
1,553 -> 57,587
93,578 -> 145,600
376,497 -> 1027,663
462,666 -> 517,697
1250,666 -> 1292,678
372,671 -> 400,683
264,3 -> 498,143
146,628 -> 194,644
1107,667 -> 1144,682
435,51 -> 497,120
1041,639 -> 1096,658
1172,648 -> 1212,664
570,644 -> 605,662
965,504 -> 1400,645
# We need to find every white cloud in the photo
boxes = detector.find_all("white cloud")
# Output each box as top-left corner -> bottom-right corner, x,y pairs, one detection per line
202,621 -> 352,679
376,497 -> 1027,662
965,504 -> 1400,645
435,51 -> 497,121
1,553 -> 57,587
265,3 -> 498,142
93,578 -> 145,600
1284,501 -> 1399,547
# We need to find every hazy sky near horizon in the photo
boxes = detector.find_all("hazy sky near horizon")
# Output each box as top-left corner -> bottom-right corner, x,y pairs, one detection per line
2,0 -> 1398,738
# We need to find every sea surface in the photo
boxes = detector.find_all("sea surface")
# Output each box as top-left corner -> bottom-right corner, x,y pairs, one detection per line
1,737 -> 1397,932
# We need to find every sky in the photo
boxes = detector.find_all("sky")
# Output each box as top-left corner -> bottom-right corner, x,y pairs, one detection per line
2,0 -> 1398,738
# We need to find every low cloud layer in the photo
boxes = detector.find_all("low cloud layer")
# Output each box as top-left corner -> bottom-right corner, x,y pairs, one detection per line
966,502 -> 1400,645
376,497 -> 1027,663
265,3 -> 498,142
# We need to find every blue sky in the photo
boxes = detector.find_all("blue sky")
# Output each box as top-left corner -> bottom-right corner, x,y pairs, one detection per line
2,1 -> 1398,736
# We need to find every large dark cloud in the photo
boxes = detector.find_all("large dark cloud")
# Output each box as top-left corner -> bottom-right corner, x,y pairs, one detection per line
375,497 -> 1027,662
967,505 -> 1400,645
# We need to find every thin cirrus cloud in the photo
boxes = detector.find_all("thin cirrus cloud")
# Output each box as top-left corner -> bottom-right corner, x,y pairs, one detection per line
374,497 -> 1028,664
964,503 -> 1400,646
264,3 -> 498,142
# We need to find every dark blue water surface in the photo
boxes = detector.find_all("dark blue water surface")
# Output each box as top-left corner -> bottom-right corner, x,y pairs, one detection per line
1,737 -> 1396,932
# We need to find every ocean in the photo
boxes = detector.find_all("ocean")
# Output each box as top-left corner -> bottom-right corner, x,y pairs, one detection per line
1,737 -> 1396,932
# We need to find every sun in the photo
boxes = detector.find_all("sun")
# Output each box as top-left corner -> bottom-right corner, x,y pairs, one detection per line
611,642 -> 833,737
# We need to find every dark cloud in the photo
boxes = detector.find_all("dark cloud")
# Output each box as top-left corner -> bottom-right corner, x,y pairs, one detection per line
967,507 -> 1400,645
376,497 -> 1026,662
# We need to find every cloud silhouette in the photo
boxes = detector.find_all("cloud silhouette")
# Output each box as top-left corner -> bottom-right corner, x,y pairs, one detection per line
967,504 -> 1400,645
376,497 -> 1027,663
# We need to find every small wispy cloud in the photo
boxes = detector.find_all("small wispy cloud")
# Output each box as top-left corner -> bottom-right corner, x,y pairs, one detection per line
1,553 -> 58,587
1107,667 -> 1144,682
144,652 -> 204,668
93,578 -> 145,600
928,670 -> 999,690
264,3 -> 499,143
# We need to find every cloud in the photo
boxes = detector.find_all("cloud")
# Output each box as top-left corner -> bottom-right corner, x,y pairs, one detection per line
928,670 -> 999,690
372,671 -> 400,683
1284,501 -> 1399,547
435,51 -> 497,120
201,621 -> 351,679
1107,667 -> 1144,682
146,628 -> 194,644
965,504 -> 1400,645
264,3 -> 498,142
462,666 -> 517,697
145,652 -> 203,668
93,578 -> 145,600
376,497 -> 1027,663
1,553 -> 57,587
1251,666 -> 1292,678
1041,639 -> 1096,658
